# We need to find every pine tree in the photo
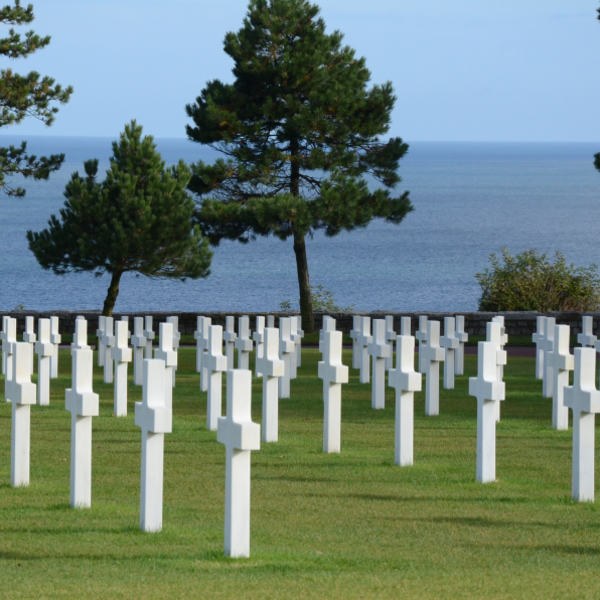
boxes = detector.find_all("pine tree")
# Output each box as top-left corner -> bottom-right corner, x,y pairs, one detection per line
27,121 -> 213,315
185,0 -> 413,332
0,1 -> 72,197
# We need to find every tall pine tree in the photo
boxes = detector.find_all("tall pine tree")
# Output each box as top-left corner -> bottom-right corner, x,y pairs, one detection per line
27,121 -> 213,315
0,1 -> 72,197
185,0 -> 413,332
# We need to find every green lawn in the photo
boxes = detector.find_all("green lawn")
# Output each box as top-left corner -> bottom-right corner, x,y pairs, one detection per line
0,347 -> 599,599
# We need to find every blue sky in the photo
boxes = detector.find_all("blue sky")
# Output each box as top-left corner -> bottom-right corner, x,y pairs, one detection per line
6,0 -> 600,141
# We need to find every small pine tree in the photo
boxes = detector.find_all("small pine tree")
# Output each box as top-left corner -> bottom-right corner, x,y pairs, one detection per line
0,1 -> 72,197
27,121 -> 213,315
185,0 -> 413,332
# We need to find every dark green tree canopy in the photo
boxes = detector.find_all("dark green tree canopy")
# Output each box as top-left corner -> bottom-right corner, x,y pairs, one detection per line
0,1 -> 72,196
27,121 -> 213,315
186,0 -> 412,330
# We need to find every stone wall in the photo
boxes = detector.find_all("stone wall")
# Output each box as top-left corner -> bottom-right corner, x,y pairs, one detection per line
2,310 -> 599,337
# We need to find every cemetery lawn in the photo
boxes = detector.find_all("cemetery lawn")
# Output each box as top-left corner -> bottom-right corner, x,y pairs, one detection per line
1,349 -> 599,599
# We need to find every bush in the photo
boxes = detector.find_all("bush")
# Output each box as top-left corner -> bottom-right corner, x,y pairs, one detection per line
475,248 -> 600,312
279,285 -> 355,312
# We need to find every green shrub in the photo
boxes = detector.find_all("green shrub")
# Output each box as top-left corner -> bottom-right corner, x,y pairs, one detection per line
279,284 -> 355,312
475,248 -> 600,312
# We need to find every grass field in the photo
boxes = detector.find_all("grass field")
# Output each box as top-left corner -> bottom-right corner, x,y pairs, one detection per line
0,347 -> 599,599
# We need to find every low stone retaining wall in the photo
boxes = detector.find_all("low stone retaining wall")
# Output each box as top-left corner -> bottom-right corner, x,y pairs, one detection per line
1,310 -> 599,337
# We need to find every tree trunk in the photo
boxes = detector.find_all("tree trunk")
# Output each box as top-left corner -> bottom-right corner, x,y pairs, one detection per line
102,269 -> 123,316
293,232 -> 314,333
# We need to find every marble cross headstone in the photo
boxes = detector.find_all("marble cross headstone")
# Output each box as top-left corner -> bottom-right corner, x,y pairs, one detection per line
166,316 -> 180,387
319,316 -> 336,355
415,316 -> 428,374
350,315 -> 361,370
547,324 -> 574,431
468,321 -> 506,483
385,315 -> 397,371
455,315 -> 469,376
8,342 -> 36,486
144,316 -> 155,359
217,369 -> 261,558
257,326 -> 284,442
154,322 -> 177,412
389,333 -> 422,466
50,316 -> 61,379
102,317 -> 115,384
34,318 -> 52,406
278,317 -> 294,399
207,325 -> 227,431
542,316 -> 556,398
578,316 -> 596,348
318,329 -> 349,453
224,316 -> 237,370
135,358 -> 172,532
267,315 -> 275,328
401,316 -> 411,336
357,317 -> 373,384
96,315 -> 106,367
131,317 -> 146,386
289,316 -> 300,379
368,319 -> 391,410
194,316 -> 203,374
487,319 -> 507,423
235,315 -> 253,371
112,320 -> 133,417
440,317 -> 459,389
200,316 -> 212,392
66,318 -> 99,507
294,316 -> 304,368
252,316 -> 266,377
564,348 -> 600,502
532,316 -> 546,381
421,320 -> 445,416
23,316 -> 36,376
1,316 -> 16,382
491,316 -> 508,382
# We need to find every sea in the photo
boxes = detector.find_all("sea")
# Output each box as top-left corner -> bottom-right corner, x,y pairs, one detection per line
1,136 -> 599,313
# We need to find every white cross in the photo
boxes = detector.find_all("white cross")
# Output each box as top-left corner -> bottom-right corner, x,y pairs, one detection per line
487,319 -> 507,423
440,317 -> 459,390
131,316 -> 146,386
546,324 -> 574,431
455,315 -> 469,376
66,318 -> 99,508
385,315 -> 397,371
112,320 -> 133,417
468,321 -> 506,483
578,316 -> 596,348
532,316 -> 546,381
101,317 -> 115,384
319,316 -> 336,355
542,317 -> 556,399
96,315 -> 106,367
50,316 -> 61,379
206,325 -> 227,431
415,316 -> 428,374
224,316 -> 237,370
400,317 -> 411,336
154,322 -> 177,412
252,316 -> 265,378
357,317 -> 372,384
389,334 -> 422,466
23,316 -> 36,376
34,318 -> 52,406
166,316 -> 181,388
318,329 -> 349,453
217,369 -> 261,558
368,319 -> 391,410
194,316 -> 203,374
267,315 -> 275,328
257,327 -> 284,442
349,315 -> 361,370
421,320 -> 445,416
199,316 -> 212,392
289,316 -> 300,379
235,315 -> 253,371
278,317 -> 295,399
491,316 -> 508,382
7,342 -> 36,487
564,348 -> 600,502
294,316 -> 304,368
143,316 -> 155,359
120,316 -> 131,341
135,358 -> 172,532
1,316 -> 16,384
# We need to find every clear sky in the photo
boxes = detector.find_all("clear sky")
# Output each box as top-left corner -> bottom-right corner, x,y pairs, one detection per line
6,0 -> 600,142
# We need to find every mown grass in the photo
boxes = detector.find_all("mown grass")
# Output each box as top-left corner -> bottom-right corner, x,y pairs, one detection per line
0,347 -> 599,599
